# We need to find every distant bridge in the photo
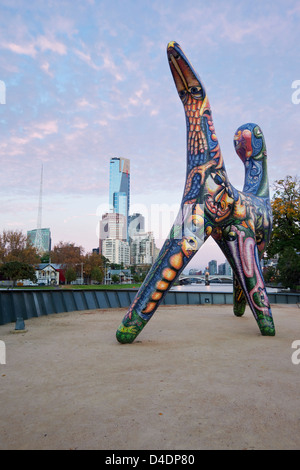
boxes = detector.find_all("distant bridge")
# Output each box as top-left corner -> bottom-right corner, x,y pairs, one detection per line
178,274 -> 233,284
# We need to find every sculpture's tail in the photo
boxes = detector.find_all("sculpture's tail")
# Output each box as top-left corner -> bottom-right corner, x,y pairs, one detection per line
232,123 -> 272,318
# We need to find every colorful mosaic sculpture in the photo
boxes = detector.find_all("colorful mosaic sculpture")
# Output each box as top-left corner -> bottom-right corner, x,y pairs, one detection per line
116,42 -> 275,343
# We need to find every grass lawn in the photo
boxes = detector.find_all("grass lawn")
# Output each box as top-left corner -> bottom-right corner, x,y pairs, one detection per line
14,283 -> 141,290
62,284 -> 141,290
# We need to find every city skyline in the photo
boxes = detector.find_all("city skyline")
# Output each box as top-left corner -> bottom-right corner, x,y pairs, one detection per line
1,1 -> 300,270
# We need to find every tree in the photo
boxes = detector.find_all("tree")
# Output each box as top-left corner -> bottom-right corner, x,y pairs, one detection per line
267,176 -> 300,258
133,273 -> 141,283
111,274 -> 119,284
0,261 -> 37,287
110,263 -> 124,270
65,267 -> 77,284
0,230 -> 40,264
91,267 -> 103,284
40,252 -> 50,263
51,242 -> 84,268
263,265 -> 278,285
83,252 -> 105,284
277,247 -> 300,290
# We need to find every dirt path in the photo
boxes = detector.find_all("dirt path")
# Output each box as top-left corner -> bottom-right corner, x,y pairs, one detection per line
0,304 -> 299,450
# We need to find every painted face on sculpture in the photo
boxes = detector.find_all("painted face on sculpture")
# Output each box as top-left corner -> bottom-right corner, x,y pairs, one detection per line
205,172 -> 234,223
181,236 -> 198,257
167,42 -> 205,104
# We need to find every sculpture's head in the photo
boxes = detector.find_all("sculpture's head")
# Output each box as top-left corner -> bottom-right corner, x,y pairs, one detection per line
167,42 -> 218,159
233,123 -> 266,163
167,41 -> 207,108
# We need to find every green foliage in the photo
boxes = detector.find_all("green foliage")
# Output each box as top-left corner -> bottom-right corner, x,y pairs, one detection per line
277,247 -> 300,290
133,273 -> 141,283
0,261 -> 37,286
110,263 -> 124,270
65,267 -> 77,284
135,271 -> 147,282
265,175 -> 300,289
83,252 -> 104,284
91,266 -> 103,283
267,175 -> 300,257
263,265 -> 278,284
111,274 -> 119,284
40,252 -> 50,263
0,229 -> 39,264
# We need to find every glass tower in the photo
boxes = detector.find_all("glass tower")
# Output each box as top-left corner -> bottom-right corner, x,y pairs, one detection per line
109,157 -> 130,238
27,228 -> 51,253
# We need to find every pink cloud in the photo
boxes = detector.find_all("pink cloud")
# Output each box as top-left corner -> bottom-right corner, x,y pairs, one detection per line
2,42 -> 37,57
36,35 -> 67,55
76,98 -> 97,108
0,121 -> 59,158
40,61 -> 53,77
74,48 -> 100,70
33,120 -> 58,135
1,35 -> 67,57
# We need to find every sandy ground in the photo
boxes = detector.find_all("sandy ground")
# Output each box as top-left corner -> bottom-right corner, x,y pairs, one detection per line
0,303 -> 300,450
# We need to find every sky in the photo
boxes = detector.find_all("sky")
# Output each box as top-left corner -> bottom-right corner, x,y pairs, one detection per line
0,0 -> 300,271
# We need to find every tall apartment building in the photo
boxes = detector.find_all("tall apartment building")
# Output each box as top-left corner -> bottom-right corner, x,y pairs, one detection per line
102,238 -> 130,266
99,212 -> 128,260
208,259 -> 217,275
130,231 -> 155,265
99,213 -> 127,244
218,260 -> 232,276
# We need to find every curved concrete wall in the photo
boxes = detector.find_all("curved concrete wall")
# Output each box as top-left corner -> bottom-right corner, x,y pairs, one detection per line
0,288 -> 299,326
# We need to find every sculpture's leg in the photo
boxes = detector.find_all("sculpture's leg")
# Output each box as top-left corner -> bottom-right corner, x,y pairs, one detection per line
218,227 -> 275,336
116,204 -> 206,343
233,247 -> 266,318
233,274 -> 247,317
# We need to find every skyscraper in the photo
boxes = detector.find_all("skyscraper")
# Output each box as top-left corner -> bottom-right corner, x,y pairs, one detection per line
109,158 -> 130,238
128,213 -> 145,240
130,231 -> 155,265
27,228 -> 51,253
99,212 -> 127,254
102,238 -> 130,266
208,259 -> 217,275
